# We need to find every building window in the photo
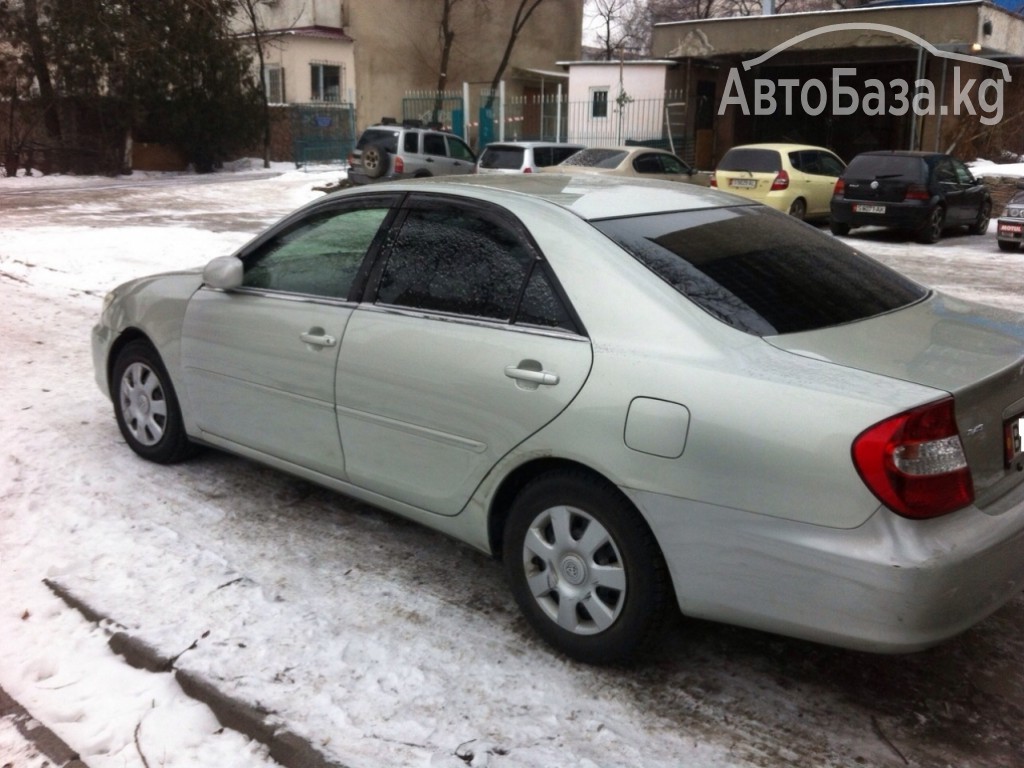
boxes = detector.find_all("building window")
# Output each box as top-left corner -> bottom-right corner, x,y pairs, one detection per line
263,65 -> 284,104
591,88 -> 609,119
311,63 -> 343,102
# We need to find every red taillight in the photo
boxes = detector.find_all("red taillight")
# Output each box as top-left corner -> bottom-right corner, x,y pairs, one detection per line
852,398 -> 974,519
709,173 -> 717,187
904,184 -> 930,201
394,156 -> 405,174
833,178 -> 845,196
771,170 -> 790,191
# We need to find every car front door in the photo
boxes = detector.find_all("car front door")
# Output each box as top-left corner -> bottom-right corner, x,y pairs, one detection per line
952,159 -> 987,224
445,135 -> 477,175
334,194 -> 593,516
934,157 -> 969,224
179,195 -> 398,478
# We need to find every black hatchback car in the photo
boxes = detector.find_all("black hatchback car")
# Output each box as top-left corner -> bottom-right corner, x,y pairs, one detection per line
830,151 -> 991,243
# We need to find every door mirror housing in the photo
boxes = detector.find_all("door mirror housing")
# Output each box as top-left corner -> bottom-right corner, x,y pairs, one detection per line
203,256 -> 243,290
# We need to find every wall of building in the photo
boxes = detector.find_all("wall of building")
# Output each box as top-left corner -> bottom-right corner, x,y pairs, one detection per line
347,0 -> 583,133
564,62 -> 672,144
260,34 -> 356,105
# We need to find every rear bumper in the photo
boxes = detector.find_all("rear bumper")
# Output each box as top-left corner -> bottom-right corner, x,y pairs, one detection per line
831,199 -> 931,230
629,485 -> 1024,652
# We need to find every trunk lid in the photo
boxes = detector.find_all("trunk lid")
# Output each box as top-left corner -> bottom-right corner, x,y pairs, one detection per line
768,292 -> 1024,507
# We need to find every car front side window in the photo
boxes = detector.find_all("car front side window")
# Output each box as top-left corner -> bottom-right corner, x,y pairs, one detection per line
447,137 -> 476,162
242,206 -> 391,299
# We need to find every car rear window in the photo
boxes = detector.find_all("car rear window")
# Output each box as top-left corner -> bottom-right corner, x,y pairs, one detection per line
717,148 -> 781,173
562,148 -> 627,168
357,129 -> 399,153
845,154 -> 927,182
480,146 -> 525,169
592,206 -> 926,336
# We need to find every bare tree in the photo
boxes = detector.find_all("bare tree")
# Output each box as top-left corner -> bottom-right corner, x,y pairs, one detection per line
236,0 -> 274,167
484,0 -> 551,109
587,0 -> 649,59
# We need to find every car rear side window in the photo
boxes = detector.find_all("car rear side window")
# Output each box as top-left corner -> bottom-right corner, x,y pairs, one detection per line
593,206 -> 926,336
375,202 -> 577,331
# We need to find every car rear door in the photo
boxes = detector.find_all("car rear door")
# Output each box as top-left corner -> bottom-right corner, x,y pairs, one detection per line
795,150 -> 845,217
334,194 -> 593,516
179,194 -> 399,478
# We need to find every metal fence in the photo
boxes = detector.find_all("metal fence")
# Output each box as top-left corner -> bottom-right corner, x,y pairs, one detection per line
400,88 -> 699,163
401,90 -> 465,136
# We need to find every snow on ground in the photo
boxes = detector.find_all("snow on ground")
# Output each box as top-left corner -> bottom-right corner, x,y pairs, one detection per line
2,166 -> 1024,768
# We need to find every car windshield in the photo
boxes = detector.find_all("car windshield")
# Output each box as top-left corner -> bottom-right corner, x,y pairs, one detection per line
480,146 -> 525,169
592,206 -> 927,336
846,155 -> 927,182
717,149 -> 781,173
561,148 -> 627,168
357,129 -> 400,153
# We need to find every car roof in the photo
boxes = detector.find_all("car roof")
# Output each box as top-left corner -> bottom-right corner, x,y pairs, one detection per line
856,150 -> 948,159
723,143 -> 837,153
482,141 -> 584,149
330,173 -> 737,221
365,123 -> 460,137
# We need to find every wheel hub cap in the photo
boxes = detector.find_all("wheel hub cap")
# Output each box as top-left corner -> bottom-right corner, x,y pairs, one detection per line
560,554 -> 587,586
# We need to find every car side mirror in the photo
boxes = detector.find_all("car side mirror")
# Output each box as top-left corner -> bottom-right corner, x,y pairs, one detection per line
203,255 -> 243,290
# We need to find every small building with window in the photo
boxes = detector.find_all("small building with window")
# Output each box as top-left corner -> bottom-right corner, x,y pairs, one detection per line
558,59 -> 680,147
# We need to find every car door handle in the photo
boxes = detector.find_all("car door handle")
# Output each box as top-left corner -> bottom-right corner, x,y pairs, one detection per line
505,364 -> 559,386
300,330 -> 337,347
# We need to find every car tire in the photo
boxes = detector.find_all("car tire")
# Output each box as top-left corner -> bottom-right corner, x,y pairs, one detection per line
968,200 -> 992,235
917,206 -> 945,244
998,240 -> 1021,252
788,198 -> 807,220
830,220 -> 850,236
360,144 -> 390,179
111,340 -> 196,464
503,469 -> 671,664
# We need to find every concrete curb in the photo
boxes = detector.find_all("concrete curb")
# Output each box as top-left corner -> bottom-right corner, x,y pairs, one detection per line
0,685 -> 89,768
43,578 -> 349,768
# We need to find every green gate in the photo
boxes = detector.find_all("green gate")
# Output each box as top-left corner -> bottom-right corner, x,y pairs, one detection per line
289,103 -> 356,167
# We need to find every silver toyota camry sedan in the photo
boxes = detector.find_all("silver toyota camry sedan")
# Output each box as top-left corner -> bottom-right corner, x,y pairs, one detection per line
92,174 -> 1024,664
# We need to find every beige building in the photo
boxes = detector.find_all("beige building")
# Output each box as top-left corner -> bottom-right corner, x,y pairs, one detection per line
237,0 -> 583,146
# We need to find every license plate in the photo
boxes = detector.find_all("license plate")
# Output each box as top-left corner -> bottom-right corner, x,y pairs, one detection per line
1005,414 -> 1024,466
998,222 -> 1023,234
729,179 -> 757,189
854,204 -> 886,214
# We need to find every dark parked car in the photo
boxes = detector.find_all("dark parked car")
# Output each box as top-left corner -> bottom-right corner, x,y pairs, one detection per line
996,180 -> 1024,252
830,151 -> 991,243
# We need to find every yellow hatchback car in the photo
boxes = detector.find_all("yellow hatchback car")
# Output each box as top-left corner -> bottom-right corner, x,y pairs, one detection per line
710,143 -> 845,221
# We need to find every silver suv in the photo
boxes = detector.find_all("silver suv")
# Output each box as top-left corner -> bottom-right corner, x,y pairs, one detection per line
348,122 -> 477,185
